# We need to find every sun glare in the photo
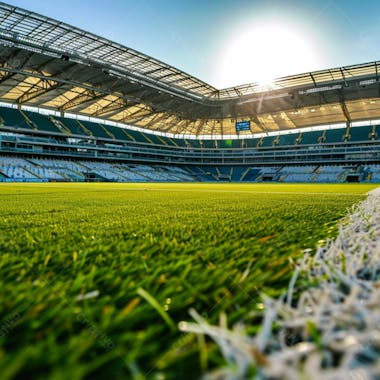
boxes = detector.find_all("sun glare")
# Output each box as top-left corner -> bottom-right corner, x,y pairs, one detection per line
217,23 -> 320,88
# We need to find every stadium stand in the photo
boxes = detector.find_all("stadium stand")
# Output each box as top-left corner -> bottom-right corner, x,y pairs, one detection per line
103,124 -> 128,141
80,120 -> 111,140
324,128 -> 346,143
261,136 -> 276,147
311,165 -> 348,182
28,158 -> 87,181
24,111 -> 62,134
240,168 -> 261,181
365,164 -> 380,182
230,166 -> 246,181
348,126 -> 373,142
0,158 -> 195,183
278,133 -> 298,146
2,149 -> 380,183
2,106 -> 380,184
53,117 -> 88,136
277,166 -> 316,182
0,107 -> 34,130
0,156 -> 38,180
188,140 -> 202,148
299,130 -> 322,145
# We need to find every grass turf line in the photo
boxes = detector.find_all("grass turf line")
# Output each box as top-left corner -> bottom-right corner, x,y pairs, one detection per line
0,183 -> 376,379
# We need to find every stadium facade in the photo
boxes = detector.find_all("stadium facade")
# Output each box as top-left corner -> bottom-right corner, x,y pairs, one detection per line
1,2 -> 380,183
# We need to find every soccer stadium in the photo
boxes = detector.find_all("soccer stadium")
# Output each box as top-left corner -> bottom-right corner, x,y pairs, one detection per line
1,1 -> 380,379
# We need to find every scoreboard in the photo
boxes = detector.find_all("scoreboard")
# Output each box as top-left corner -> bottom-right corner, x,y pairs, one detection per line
235,120 -> 250,132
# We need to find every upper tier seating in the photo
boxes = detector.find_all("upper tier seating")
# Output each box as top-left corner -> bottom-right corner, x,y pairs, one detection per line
324,128 -> 345,143
299,131 -> 323,145
0,107 -> 33,130
348,126 -> 373,141
1,107 -> 380,152
261,136 -> 276,147
24,111 -> 61,134
279,133 -> 298,146
53,117 -> 89,136
185,139 -> 201,148
103,124 -> 131,141
201,140 -> 216,149
79,120 -> 112,139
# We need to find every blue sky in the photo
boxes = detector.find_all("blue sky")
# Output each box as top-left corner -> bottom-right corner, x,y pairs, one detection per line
5,0 -> 380,88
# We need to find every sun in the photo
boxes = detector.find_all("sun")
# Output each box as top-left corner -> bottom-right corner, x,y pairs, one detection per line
217,23 -> 320,88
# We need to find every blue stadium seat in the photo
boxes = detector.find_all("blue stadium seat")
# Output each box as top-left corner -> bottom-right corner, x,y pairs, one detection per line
246,138 -> 260,148
153,135 -> 170,146
233,139 -> 244,148
299,131 -> 323,145
374,126 -> 380,140
104,125 -> 131,141
0,107 -> 33,130
187,166 -> 216,181
55,117 -> 91,136
324,128 -> 345,143
201,140 -> 216,149
80,120 -> 112,139
124,129 -> 150,143
279,133 -> 297,146
243,168 -> 262,181
144,133 -> 165,145
348,126 -> 373,142
170,138 -> 187,147
186,139 -> 201,148
165,137 -> 181,147
24,111 -> 61,133
136,131 -> 156,144
260,136 -> 275,147
231,166 -> 246,181
218,166 -> 231,175
202,166 -> 219,178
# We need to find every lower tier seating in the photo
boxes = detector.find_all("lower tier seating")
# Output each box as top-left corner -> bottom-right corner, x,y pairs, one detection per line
1,156 -> 379,183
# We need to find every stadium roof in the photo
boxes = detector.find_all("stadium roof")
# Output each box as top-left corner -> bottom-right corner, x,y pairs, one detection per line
1,2 -> 380,136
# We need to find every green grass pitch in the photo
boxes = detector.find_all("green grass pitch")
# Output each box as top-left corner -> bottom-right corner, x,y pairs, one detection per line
0,183 -> 377,379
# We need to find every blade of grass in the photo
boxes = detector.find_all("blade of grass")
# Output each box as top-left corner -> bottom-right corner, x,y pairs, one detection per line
137,287 -> 176,332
